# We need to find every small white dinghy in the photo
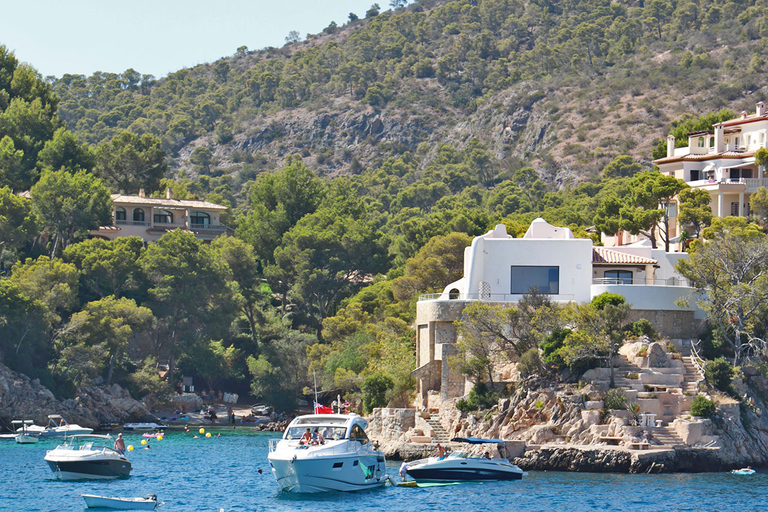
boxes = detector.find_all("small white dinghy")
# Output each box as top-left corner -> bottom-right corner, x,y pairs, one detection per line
81,494 -> 159,510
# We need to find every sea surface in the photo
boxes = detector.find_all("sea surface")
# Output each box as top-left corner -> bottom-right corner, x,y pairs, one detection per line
1,429 -> 766,511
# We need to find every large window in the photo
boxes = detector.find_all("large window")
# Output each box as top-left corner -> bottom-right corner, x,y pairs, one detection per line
605,270 -> 633,284
153,209 -> 173,224
133,208 -> 145,222
510,266 -> 559,294
115,207 -> 126,221
190,211 -> 210,226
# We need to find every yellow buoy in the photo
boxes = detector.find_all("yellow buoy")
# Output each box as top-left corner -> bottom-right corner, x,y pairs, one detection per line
127,445 -> 134,451
199,428 -> 205,434
141,439 -> 147,445
157,435 -> 163,441
206,432 -> 211,438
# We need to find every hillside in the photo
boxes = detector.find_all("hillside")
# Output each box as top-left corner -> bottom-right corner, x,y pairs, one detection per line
49,0 -> 768,198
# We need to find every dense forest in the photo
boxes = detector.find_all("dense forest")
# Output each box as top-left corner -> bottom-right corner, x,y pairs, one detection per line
3,0 -> 768,411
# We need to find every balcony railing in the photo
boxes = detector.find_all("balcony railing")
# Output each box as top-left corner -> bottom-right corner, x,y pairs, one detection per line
418,292 -> 577,302
592,277 -> 691,287
115,220 -> 150,227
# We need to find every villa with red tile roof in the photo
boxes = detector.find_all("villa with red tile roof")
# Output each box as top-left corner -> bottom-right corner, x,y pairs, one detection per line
654,101 -> 768,225
91,189 -> 231,243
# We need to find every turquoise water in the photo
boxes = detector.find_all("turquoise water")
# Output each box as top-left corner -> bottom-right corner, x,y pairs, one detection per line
1,430 -> 766,511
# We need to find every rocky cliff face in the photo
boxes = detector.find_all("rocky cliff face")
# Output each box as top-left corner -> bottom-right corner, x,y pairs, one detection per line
0,362 -> 158,431
370,372 -> 768,471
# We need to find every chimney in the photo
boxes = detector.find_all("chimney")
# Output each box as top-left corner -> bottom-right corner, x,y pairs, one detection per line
714,123 -> 724,153
758,102 -> 766,116
742,110 -> 748,119
667,135 -> 675,158
138,188 -> 145,198
166,188 -> 173,200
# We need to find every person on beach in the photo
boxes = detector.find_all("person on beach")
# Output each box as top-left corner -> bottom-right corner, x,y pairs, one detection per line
300,428 -> 312,445
114,433 -> 126,455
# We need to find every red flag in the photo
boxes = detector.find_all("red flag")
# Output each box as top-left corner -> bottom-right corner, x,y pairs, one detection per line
314,401 -> 334,414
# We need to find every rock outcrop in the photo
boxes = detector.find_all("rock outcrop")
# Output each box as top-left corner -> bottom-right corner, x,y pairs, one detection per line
0,362 -> 158,431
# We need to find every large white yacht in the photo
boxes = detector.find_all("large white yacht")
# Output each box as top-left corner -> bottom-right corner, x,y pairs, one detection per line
268,414 -> 386,493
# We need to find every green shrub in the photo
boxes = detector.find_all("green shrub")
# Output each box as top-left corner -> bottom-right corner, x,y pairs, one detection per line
518,347 -> 543,377
455,382 -> 497,412
591,292 -> 626,310
361,373 -> 394,413
690,396 -> 717,418
705,357 -> 736,394
541,328 -> 571,369
603,388 -> 627,410
627,318 -> 658,340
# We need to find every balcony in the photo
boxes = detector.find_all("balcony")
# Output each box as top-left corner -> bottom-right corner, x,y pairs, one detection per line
188,223 -> 233,236
115,219 -> 150,227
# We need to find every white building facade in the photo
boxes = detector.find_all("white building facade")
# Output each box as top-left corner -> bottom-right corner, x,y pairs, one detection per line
413,219 -> 704,408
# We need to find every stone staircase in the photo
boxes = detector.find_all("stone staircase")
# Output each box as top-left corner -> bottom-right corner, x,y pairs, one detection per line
612,355 -> 645,391
681,356 -> 704,395
649,425 -> 685,448
424,416 -> 451,442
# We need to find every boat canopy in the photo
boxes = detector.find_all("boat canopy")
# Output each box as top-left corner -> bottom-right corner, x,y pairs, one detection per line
451,437 -> 506,444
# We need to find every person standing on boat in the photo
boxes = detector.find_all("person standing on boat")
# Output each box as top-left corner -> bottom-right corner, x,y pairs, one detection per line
114,433 -> 126,455
436,443 -> 445,459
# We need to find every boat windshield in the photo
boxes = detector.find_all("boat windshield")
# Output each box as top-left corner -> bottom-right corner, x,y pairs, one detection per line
447,451 -> 475,459
284,426 -> 347,441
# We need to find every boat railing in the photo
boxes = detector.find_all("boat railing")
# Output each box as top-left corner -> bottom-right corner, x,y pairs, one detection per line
269,438 -> 379,456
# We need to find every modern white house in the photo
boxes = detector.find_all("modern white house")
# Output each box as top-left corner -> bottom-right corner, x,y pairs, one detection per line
654,101 -> 768,223
91,189 -> 231,243
413,218 -> 704,407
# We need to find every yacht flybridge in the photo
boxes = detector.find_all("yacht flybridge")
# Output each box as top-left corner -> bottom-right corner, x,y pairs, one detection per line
268,414 -> 386,493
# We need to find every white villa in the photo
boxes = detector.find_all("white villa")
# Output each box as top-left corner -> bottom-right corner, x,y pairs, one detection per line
413,218 -> 704,407
91,189 -> 231,243
654,101 -> 768,224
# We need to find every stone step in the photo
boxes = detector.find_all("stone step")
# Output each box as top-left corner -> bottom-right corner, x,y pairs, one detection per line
648,426 -> 684,447
424,417 -> 451,442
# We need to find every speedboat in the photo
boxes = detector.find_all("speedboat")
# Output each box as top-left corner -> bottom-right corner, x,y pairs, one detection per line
13,420 -> 40,444
268,413 -> 386,493
123,422 -> 168,431
405,437 -> 524,482
19,414 -> 93,437
81,494 -> 158,510
44,434 -> 132,480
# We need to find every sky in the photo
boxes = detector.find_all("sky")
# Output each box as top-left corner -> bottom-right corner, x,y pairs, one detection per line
0,0 -> 392,79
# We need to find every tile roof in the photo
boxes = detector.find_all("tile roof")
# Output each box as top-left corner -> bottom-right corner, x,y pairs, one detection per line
593,247 -> 657,265
654,150 -> 755,165
111,194 -> 227,211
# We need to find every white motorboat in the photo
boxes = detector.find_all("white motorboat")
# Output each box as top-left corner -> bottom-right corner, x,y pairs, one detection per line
81,494 -> 158,510
19,414 -> 93,437
405,437 -> 524,482
123,422 -> 168,430
268,413 -> 386,493
44,434 -> 132,480
13,420 -> 39,444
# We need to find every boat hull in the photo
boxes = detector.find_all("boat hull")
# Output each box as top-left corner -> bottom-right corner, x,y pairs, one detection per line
406,458 -> 523,482
269,452 -> 386,493
82,494 -> 157,510
45,458 -> 132,480
15,434 -> 39,444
